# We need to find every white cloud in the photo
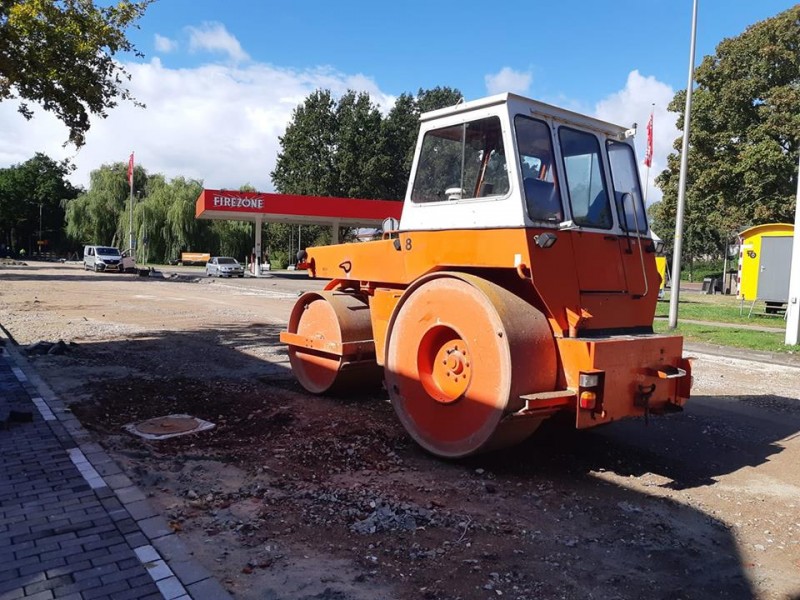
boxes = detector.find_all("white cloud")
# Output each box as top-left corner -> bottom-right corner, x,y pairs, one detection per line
187,22 -> 249,63
484,67 -> 532,96
0,57 -> 395,193
593,70 -> 679,206
154,34 -> 178,53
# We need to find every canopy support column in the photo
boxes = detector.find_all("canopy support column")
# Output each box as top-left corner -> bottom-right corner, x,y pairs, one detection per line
254,216 -> 263,276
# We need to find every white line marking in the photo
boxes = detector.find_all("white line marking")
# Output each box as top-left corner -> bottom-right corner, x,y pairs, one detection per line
31,397 -> 56,421
67,447 -> 106,489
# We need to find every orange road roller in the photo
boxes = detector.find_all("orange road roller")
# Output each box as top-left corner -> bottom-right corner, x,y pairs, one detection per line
280,92 -> 692,458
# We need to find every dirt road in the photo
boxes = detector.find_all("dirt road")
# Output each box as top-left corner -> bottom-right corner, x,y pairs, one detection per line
2,262 -> 799,600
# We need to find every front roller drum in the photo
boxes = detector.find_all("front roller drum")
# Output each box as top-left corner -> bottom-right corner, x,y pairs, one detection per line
385,273 -> 557,458
284,290 -> 381,394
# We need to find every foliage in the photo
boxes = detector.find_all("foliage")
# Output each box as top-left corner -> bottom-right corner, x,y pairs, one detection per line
652,6 -> 799,262
0,0 -> 153,147
268,248 -> 291,270
64,161 -> 147,248
0,153 -> 78,254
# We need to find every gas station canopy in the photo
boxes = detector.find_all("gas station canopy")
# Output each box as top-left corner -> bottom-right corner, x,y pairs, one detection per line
195,189 -> 402,227
194,189 -> 403,275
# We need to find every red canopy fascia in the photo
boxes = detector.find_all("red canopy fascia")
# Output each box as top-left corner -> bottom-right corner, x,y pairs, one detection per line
195,189 -> 402,226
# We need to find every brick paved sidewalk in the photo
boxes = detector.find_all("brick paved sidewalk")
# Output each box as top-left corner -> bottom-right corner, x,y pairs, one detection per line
0,337 -> 232,600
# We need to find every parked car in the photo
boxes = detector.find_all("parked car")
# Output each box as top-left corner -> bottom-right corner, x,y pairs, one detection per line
206,256 -> 244,278
83,245 -> 124,272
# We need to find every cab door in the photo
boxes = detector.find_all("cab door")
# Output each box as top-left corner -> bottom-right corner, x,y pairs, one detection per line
557,127 -> 627,293
606,140 -> 650,296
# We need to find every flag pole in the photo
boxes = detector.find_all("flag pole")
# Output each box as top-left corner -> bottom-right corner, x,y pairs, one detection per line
668,0 -> 699,330
128,152 -> 134,254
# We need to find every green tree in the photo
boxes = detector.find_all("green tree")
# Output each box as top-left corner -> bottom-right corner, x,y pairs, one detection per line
0,0 -> 152,147
653,6 -> 799,263
333,91 -> 385,198
271,89 -> 338,196
0,153 -> 78,254
379,86 -> 462,201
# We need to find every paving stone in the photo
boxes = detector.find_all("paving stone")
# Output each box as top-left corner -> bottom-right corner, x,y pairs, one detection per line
151,535 -> 192,563
136,516 -> 172,540
0,346 -> 227,599
168,559 -> 212,586
124,500 -> 158,521
155,575 -> 187,599
186,576 -> 234,599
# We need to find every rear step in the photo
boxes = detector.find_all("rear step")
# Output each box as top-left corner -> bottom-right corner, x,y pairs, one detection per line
508,390 -> 577,419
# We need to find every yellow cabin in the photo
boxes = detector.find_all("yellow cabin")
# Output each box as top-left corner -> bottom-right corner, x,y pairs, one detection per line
737,223 -> 794,302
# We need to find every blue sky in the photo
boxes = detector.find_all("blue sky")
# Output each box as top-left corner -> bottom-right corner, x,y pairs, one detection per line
133,0 -> 792,108
0,0 -> 795,203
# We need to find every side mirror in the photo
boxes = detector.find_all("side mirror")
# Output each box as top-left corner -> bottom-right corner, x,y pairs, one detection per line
620,192 -> 642,233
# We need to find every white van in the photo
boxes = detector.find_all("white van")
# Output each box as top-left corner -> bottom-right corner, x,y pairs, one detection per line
83,245 -> 125,272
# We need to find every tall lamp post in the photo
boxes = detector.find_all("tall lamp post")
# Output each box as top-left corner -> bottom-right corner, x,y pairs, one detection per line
668,0 -> 699,330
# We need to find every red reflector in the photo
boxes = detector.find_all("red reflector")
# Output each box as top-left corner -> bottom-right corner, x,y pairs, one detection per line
579,391 -> 597,410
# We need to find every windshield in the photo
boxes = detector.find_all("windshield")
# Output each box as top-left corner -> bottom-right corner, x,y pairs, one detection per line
218,258 -> 237,265
97,247 -> 121,256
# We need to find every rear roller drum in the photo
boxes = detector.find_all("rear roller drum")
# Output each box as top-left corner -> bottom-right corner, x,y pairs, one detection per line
385,274 -> 556,458
286,290 -> 381,394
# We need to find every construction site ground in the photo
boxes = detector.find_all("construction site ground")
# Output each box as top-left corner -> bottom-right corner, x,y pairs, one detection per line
1,261 -> 799,600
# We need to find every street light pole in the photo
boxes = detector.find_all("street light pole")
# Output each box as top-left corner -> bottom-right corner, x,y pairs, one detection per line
668,0 -> 699,330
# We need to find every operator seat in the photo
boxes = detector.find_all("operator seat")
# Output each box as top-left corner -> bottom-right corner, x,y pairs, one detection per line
524,178 -> 562,222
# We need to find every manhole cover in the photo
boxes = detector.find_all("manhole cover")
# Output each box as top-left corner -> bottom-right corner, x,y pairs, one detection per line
124,414 -> 215,440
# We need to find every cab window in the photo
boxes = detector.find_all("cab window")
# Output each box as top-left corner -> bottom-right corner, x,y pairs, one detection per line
558,127 -> 612,229
607,140 -> 648,233
514,115 -> 562,223
411,117 -> 509,203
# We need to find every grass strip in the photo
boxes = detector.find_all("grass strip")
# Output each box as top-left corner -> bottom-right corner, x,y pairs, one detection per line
652,320 -> 796,354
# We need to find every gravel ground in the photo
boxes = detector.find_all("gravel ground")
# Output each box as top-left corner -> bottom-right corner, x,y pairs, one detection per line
2,262 -> 799,600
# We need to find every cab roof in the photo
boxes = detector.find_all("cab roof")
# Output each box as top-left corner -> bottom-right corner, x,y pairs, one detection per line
420,92 -> 630,138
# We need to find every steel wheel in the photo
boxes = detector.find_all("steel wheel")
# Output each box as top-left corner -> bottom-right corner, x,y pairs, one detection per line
385,274 -> 556,458
287,290 -> 380,394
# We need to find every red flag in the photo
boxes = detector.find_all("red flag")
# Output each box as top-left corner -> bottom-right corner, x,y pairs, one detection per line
127,152 -> 134,188
644,113 -> 653,167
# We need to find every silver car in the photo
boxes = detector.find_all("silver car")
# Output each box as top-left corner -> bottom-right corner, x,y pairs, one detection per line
205,256 -> 244,278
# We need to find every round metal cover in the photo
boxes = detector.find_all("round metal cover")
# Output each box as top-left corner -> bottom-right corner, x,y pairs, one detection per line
135,415 -> 201,435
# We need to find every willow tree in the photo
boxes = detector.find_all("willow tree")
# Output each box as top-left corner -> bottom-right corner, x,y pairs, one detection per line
64,161 -> 146,248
